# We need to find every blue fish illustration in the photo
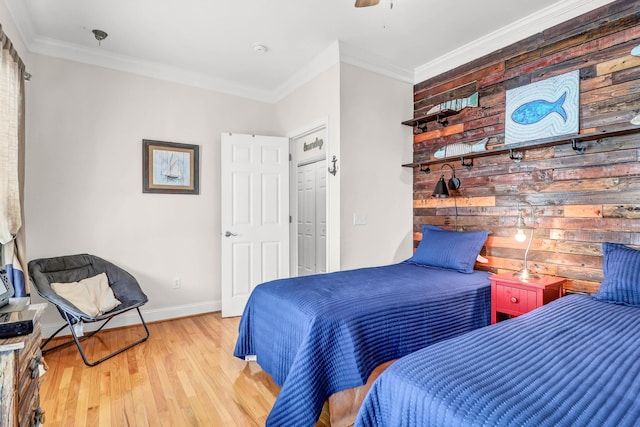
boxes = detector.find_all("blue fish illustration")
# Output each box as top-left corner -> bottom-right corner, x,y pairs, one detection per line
511,92 -> 567,125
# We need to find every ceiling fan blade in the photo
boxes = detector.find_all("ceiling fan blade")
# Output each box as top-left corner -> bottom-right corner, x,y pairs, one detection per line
355,0 -> 380,7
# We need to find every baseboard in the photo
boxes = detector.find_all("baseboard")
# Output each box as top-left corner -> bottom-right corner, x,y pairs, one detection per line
40,299 -> 221,339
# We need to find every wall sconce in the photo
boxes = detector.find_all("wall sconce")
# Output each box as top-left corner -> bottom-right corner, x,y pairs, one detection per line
432,163 -> 460,198
513,201 -> 539,280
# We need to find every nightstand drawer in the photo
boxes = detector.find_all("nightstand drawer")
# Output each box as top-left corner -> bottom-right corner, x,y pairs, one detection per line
490,273 -> 565,324
495,285 -> 538,315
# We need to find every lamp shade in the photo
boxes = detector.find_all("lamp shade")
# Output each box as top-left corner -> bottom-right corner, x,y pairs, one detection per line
432,176 -> 449,198
448,176 -> 461,190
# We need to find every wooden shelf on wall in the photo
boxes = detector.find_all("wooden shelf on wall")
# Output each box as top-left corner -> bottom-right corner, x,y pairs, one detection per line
401,109 -> 458,132
401,123 -> 640,168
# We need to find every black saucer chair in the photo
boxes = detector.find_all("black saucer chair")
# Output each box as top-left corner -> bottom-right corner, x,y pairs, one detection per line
28,254 -> 150,366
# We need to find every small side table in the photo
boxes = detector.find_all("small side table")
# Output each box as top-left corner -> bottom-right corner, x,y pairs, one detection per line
490,272 -> 565,324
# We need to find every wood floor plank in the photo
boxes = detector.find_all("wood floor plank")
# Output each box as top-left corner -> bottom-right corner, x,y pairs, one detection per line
40,312 -> 332,426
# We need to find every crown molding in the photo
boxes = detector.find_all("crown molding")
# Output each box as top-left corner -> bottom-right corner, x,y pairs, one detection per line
271,41 -> 341,103
5,0 -> 616,103
414,0 -> 618,84
4,0 -> 34,45
339,41 -> 414,84
5,0 -> 277,102
28,35 -> 276,103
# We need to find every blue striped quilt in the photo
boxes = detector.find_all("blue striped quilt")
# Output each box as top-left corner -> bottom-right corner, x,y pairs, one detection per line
233,262 -> 491,427
356,294 -> 640,427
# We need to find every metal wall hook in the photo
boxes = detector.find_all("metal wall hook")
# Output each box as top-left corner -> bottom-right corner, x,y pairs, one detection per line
571,139 -> 586,154
460,157 -> 473,168
328,155 -> 338,176
420,164 -> 431,174
509,149 -> 523,163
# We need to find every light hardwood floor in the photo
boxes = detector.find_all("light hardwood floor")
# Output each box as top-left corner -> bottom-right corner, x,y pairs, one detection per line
40,313 -> 331,426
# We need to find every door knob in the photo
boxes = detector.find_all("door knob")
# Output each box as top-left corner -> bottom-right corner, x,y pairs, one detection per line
224,231 -> 238,237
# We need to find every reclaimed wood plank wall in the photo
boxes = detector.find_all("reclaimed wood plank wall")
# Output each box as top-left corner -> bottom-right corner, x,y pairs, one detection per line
410,0 -> 640,293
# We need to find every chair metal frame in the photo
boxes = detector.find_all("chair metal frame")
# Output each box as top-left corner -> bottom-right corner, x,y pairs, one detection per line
40,306 -> 150,367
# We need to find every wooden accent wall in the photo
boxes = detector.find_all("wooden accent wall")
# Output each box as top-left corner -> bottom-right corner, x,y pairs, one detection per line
410,0 -> 640,294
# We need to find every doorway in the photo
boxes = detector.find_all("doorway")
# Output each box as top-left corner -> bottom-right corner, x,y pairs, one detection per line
220,133 -> 290,317
292,125 -> 328,277
297,159 -> 327,276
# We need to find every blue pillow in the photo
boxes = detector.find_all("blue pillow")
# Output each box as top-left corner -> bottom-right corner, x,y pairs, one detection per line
593,243 -> 640,306
407,225 -> 488,273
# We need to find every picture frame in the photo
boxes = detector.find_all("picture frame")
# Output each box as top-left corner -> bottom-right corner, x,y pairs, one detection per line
505,70 -> 579,145
142,139 -> 200,194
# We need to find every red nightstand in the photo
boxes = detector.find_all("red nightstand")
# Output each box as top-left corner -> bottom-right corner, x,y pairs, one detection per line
490,272 -> 565,324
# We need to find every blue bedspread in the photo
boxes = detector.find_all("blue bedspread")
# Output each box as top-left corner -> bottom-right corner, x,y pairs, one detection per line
356,294 -> 640,427
233,262 -> 491,427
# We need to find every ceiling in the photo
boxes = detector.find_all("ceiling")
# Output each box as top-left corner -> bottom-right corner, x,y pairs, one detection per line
5,0 -> 615,103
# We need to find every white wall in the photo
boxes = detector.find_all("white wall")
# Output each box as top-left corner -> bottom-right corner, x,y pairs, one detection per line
339,63 -> 414,269
24,54 -> 278,330
275,62 -> 414,271
0,1 -> 414,334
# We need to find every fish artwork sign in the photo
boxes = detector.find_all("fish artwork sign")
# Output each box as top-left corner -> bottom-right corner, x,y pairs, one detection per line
426,92 -> 478,116
433,138 -> 488,159
505,70 -> 579,145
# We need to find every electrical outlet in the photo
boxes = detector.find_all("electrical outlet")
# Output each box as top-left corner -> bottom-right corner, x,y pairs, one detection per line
173,277 -> 181,289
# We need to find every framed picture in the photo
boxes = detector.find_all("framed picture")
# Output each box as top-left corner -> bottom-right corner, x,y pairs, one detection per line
505,70 -> 579,145
142,139 -> 200,194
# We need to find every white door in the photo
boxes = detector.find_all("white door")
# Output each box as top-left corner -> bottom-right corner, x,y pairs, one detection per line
297,159 -> 327,276
221,133 -> 290,317
297,164 -> 315,276
315,160 -> 327,274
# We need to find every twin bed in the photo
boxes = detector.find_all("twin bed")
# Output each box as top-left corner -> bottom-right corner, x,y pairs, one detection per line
235,226 -> 640,427
356,242 -> 640,426
234,226 -> 490,426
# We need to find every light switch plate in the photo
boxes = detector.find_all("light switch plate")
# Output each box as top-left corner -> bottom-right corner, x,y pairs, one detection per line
353,213 -> 368,225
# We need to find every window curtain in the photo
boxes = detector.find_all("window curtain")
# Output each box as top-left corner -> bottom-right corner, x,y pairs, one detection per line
0,25 -> 27,297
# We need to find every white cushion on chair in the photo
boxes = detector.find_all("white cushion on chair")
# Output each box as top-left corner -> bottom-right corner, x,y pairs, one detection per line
51,273 -> 121,317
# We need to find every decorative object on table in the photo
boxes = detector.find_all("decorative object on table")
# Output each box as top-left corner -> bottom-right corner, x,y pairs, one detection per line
433,137 -> 488,159
426,92 -> 478,117
143,139 -> 200,194
513,201 -> 539,280
0,308 -> 34,338
505,70 -> 579,145
0,269 -> 13,309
